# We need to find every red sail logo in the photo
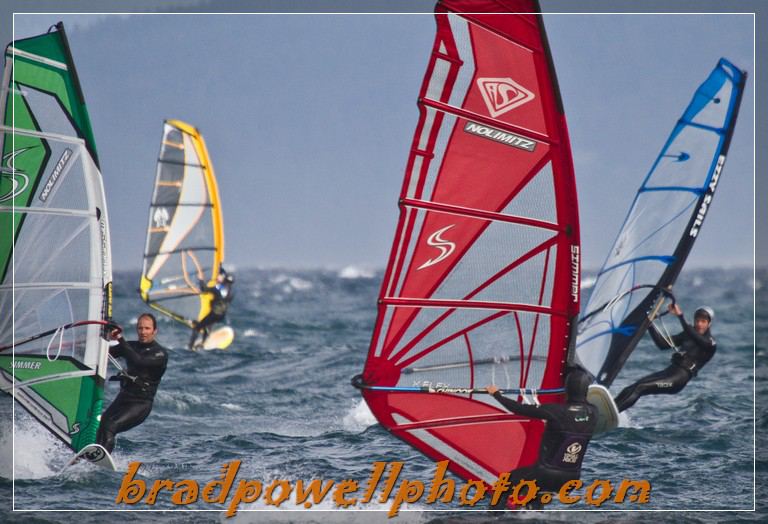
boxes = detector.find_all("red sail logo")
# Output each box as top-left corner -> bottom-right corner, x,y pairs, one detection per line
476,77 -> 535,118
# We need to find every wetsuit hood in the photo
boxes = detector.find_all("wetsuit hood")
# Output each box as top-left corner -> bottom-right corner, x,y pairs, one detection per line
565,369 -> 591,402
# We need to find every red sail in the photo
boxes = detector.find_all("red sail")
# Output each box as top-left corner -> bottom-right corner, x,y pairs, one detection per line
360,0 -> 580,485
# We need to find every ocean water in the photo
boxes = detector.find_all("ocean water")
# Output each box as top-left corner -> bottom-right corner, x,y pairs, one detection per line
0,266 -> 762,523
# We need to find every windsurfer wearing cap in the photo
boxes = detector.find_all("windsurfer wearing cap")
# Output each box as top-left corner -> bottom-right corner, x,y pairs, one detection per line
188,267 -> 235,350
486,368 -> 597,509
614,304 -> 716,412
97,313 -> 168,453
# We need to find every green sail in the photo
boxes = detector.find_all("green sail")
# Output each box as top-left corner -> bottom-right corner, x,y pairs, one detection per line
0,23 -> 112,452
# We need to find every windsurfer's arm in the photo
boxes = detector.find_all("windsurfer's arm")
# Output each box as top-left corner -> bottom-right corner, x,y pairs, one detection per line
198,279 -> 213,293
108,329 -> 130,357
486,386 -> 550,420
648,302 -> 683,350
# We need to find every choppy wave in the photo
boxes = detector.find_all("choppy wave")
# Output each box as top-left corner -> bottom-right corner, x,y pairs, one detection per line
338,265 -> 375,279
0,266 -> 757,520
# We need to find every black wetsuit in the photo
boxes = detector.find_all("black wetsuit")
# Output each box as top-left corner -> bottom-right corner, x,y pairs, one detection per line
614,315 -> 716,412
490,393 -> 597,508
189,280 -> 234,349
96,338 -> 168,453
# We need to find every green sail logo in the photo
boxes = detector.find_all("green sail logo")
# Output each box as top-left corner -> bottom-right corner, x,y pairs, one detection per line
0,147 -> 33,203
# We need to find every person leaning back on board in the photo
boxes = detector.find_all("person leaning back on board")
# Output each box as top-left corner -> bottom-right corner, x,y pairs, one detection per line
614,304 -> 716,412
97,313 -> 168,453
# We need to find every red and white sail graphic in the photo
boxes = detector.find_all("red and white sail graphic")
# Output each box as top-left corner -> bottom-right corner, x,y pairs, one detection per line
477,77 -> 536,117
360,0 -> 581,488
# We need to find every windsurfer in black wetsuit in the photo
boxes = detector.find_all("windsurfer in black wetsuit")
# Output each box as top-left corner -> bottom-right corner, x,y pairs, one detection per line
97,313 -> 168,453
614,304 -> 716,412
486,368 -> 597,509
188,268 -> 235,350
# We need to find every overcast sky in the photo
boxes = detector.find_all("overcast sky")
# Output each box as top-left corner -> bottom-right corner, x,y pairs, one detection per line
3,1 -> 760,271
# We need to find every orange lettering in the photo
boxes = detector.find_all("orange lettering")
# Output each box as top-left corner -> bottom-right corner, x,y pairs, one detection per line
558,479 -> 582,504
615,479 -> 651,504
458,479 -> 485,507
225,480 -> 263,517
202,460 -> 241,503
425,461 -> 454,503
584,480 -> 613,507
388,479 -> 424,517
115,462 -> 145,504
265,480 -> 292,507
145,479 -> 173,504
333,479 -> 358,508
295,479 -> 335,508
170,479 -> 199,505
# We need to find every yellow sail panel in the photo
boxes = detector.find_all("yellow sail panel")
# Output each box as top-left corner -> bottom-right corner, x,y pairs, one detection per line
140,120 -> 224,326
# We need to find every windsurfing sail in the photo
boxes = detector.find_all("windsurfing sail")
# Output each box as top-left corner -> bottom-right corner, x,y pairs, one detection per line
0,23 -> 113,452
140,120 -> 224,329
576,59 -> 746,386
356,0 -> 581,486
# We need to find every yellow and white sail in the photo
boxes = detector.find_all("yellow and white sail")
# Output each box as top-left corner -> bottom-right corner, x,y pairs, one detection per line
140,120 -> 224,327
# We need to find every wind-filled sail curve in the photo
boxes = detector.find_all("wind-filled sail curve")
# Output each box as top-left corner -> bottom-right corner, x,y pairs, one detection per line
358,0 -> 581,486
0,23 -> 113,452
140,120 -> 224,328
576,59 -> 746,386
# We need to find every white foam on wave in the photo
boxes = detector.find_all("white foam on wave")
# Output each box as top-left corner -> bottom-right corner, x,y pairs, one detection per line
271,274 -> 314,293
222,403 -> 245,412
0,413 -> 64,479
342,399 -> 377,432
228,502 -> 430,522
338,265 -> 375,279
617,410 -> 639,429
155,390 -> 205,412
243,328 -> 266,338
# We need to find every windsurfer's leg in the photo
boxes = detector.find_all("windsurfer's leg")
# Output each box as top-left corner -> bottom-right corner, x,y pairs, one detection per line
97,394 -> 126,452
615,366 -> 691,412
188,321 -> 203,350
97,396 -> 153,453
196,313 -> 222,345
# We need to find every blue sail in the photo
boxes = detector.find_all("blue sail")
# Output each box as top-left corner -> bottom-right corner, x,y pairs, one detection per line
575,58 -> 746,386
